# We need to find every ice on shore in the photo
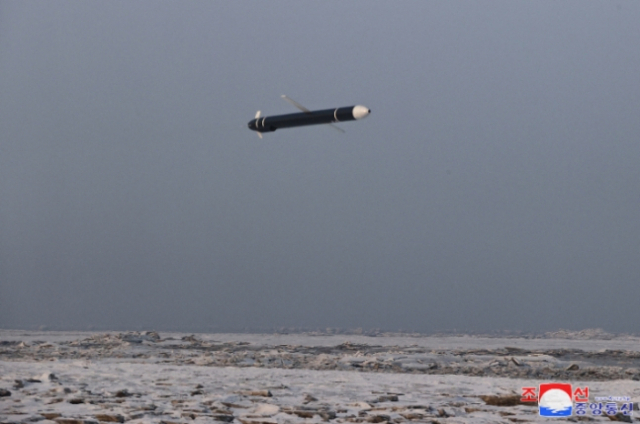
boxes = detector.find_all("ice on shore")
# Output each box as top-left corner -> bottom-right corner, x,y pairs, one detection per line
2,330 -> 640,423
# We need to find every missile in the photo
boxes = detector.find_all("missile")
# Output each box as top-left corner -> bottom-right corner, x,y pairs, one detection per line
248,95 -> 370,138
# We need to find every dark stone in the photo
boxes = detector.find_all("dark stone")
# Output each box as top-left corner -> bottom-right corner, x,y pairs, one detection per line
41,413 -> 61,420
94,415 -> 124,423
611,412 -> 632,423
212,415 -> 235,423
319,411 -> 337,420
0,388 -> 11,397
293,411 -> 314,419
55,419 -> 98,424
480,395 -> 534,407
366,414 -> 390,423
303,394 -> 318,404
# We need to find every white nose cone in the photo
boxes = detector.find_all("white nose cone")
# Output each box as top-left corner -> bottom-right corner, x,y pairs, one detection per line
352,105 -> 371,120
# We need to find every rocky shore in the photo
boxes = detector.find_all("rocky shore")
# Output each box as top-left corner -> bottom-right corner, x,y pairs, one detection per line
2,331 -> 640,424
2,331 -> 640,381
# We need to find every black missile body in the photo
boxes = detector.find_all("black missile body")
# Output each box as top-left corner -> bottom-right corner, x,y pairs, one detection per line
248,100 -> 370,136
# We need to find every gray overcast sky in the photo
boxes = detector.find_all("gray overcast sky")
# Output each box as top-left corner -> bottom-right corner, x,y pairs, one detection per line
1,1 -> 639,334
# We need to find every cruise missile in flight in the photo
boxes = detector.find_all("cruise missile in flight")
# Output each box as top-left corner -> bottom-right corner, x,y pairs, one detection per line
248,95 -> 370,138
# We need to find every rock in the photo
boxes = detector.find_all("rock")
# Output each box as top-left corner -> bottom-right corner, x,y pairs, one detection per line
68,398 -> 85,404
55,419 -> 98,424
252,404 -> 280,416
566,363 -> 580,371
26,378 -> 42,383
377,395 -> 398,402
400,412 -> 425,420
212,415 -> 235,423
142,331 -> 161,342
41,413 -> 61,420
41,373 -> 58,381
114,389 -> 131,398
94,414 -> 124,423
239,390 -> 272,397
14,379 -> 25,389
237,420 -> 276,424
303,394 -> 318,404
366,414 -> 390,423
480,395 -> 532,407
0,388 -> 11,397
291,410 -> 314,418
439,407 -> 458,417
319,411 -> 337,420
191,390 -> 203,396
120,332 -> 160,344
511,357 -> 522,366
608,412 -> 632,423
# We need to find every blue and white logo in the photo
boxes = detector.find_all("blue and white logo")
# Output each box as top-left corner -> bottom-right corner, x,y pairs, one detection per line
539,383 -> 573,417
